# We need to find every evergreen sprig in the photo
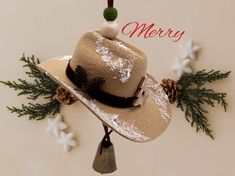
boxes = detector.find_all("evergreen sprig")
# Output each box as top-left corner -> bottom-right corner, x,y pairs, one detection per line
0,54 -> 61,120
177,70 -> 231,139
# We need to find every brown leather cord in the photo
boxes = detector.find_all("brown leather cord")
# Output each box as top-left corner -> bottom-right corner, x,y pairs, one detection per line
99,124 -> 113,155
108,0 -> 114,7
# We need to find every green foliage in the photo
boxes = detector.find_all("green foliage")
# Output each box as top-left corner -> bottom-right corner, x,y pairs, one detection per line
0,54 -> 61,120
177,70 -> 231,139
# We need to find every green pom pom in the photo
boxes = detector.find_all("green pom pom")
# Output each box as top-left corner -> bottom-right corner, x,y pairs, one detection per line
103,7 -> 118,21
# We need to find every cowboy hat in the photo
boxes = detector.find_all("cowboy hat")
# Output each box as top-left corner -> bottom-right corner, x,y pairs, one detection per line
38,31 -> 172,142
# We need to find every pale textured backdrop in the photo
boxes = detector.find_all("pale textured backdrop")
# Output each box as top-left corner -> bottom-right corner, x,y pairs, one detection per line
0,0 -> 235,176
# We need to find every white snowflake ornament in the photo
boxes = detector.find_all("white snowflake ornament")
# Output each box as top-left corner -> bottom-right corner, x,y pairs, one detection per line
181,39 -> 200,60
46,114 -> 67,138
57,132 -> 76,152
171,58 -> 192,78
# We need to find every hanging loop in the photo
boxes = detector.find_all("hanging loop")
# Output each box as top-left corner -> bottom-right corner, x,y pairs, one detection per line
108,0 -> 114,7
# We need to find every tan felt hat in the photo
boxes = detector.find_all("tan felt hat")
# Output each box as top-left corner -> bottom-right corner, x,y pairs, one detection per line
38,31 -> 172,142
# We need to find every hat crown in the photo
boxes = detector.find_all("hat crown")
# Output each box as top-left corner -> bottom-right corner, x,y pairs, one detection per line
70,32 -> 147,97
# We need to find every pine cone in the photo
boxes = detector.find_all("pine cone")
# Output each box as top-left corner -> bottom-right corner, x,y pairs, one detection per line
56,86 -> 77,105
161,79 -> 180,104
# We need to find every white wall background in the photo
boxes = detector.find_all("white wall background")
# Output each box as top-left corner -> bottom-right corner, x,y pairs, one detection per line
0,0 -> 235,175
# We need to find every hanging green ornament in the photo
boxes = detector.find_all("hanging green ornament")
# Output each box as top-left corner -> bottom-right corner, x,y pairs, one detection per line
103,7 -> 118,21
103,0 -> 118,21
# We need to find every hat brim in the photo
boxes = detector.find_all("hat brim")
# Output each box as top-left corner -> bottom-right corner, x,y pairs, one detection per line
38,56 -> 172,142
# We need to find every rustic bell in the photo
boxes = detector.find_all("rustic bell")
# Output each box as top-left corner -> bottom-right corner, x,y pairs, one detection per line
93,125 -> 117,174
92,139 -> 117,174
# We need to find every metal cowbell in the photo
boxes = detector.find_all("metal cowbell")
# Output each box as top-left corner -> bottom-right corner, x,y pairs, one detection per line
92,139 -> 117,174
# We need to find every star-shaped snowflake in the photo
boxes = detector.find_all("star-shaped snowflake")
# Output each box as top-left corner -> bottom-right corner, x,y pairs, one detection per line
46,114 -> 67,137
181,39 -> 200,60
57,132 -> 76,152
171,58 -> 192,78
